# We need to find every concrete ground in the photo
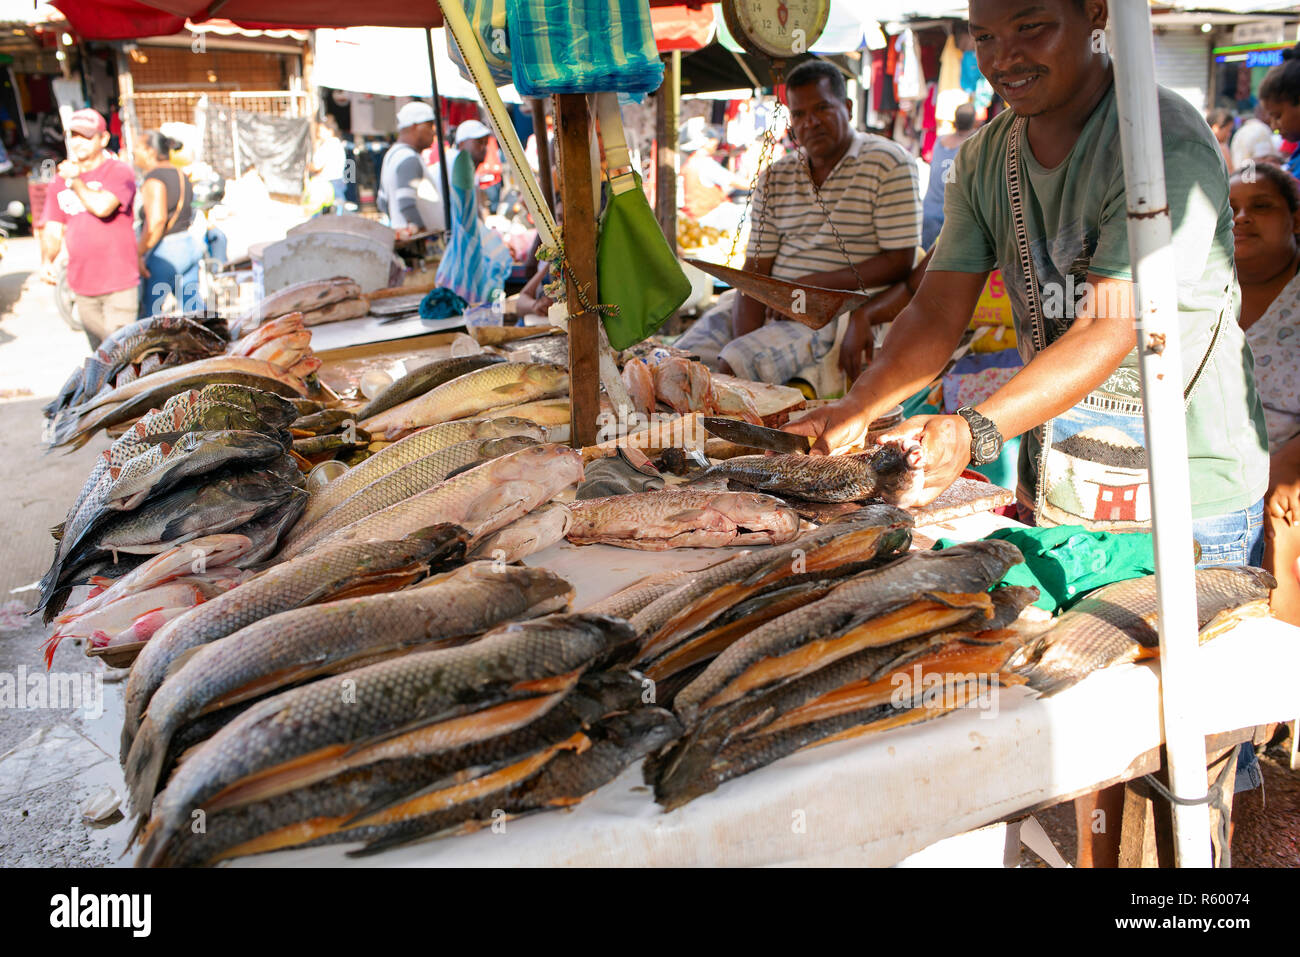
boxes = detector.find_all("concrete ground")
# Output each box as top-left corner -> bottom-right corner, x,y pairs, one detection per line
0,237 -> 134,866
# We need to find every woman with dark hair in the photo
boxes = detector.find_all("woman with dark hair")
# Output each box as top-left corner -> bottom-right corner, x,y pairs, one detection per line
1230,161 -> 1300,624
1258,46 -> 1300,179
133,130 -> 203,316
1205,107 -> 1234,168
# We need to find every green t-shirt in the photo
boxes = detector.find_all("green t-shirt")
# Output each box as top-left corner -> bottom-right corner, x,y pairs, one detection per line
929,81 -> 1269,521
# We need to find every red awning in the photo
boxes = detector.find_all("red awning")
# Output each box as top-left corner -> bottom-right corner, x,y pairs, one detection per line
651,4 -> 714,53
56,0 -> 720,41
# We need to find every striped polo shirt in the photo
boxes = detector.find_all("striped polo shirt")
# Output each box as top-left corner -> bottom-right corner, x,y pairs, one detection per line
747,132 -> 921,286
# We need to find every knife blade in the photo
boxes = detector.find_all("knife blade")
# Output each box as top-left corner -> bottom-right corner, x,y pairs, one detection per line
702,416 -> 812,454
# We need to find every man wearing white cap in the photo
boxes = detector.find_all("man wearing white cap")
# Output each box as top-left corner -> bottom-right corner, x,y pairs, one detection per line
39,108 -> 139,349
428,119 -> 493,212
377,100 -> 439,234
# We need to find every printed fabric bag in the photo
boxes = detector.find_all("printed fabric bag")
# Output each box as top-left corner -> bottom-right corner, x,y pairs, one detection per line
445,0 -> 514,87
595,93 -> 690,349
504,0 -> 664,98
1004,115 -> 1225,532
434,148 -> 513,305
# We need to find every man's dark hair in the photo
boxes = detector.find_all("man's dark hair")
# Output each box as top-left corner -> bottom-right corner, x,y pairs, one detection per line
1260,43 -> 1300,105
785,58 -> 846,101
954,104 -> 976,132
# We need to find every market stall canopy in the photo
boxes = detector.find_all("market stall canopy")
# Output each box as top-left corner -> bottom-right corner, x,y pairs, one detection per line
313,27 -> 522,104
54,0 -> 731,37
651,4 -> 715,53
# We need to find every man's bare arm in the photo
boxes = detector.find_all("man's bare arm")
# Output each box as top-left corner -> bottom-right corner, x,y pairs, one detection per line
69,178 -> 121,219
39,222 -> 63,282
973,274 -> 1136,440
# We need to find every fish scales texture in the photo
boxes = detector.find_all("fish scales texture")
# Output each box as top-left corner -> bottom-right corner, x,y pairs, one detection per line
295,416 -> 545,530
691,446 -> 917,504
135,613 -> 635,866
566,489 -> 800,549
106,430 -> 289,510
125,563 -> 573,812
280,435 -> 538,559
360,362 -> 569,438
354,354 -> 506,421
1017,566 -> 1275,696
304,443 -> 583,552
583,570 -> 692,619
146,672 -> 647,865
673,540 -> 1024,715
628,504 -> 913,640
120,527 -> 469,760
304,707 -> 683,859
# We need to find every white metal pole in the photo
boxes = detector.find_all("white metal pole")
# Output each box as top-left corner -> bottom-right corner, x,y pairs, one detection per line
1109,1 -> 1210,867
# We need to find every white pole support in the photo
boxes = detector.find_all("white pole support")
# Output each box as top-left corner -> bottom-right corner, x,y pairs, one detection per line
1109,1 -> 1211,867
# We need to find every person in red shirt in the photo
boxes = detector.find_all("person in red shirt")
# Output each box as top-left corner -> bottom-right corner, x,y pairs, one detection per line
40,109 -> 139,349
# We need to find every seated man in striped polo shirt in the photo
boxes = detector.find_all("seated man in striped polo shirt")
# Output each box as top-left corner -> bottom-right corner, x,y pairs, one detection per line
676,58 -> 921,385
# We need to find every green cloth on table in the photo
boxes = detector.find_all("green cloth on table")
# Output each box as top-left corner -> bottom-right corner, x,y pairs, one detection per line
933,525 -> 1155,613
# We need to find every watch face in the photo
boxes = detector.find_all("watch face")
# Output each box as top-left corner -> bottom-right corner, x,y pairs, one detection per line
974,434 -> 999,464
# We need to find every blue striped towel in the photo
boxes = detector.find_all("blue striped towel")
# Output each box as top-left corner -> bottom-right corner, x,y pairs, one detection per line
445,0 -> 514,87
435,149 -> 514,306
505,0 -> 664,97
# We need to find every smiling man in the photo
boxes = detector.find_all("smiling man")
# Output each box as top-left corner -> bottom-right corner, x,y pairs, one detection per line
675,58 -> 919,385
787,0 -> 1270,865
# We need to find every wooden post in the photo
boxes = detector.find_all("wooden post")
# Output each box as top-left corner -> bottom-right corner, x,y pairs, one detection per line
654,50 -> 680,246
555,94 -> 600,449
530,98 -> 555,215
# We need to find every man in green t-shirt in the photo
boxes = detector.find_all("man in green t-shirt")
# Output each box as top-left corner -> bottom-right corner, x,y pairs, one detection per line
786,0 -> 1270,865
789,0 -> 1267,540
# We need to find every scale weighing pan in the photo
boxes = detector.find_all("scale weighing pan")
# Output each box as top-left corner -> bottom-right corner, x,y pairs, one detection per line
682,258 -> 871,330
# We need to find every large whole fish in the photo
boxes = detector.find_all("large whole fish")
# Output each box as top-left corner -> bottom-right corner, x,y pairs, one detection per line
234,276 -> 362,334
582,568 -> 694,620
311,707 -> 683,859
360,362 -> 570,440
228,490 -> 308,568
672,539 -> 1024,720
652,632 -> 1025,810
295,416 -> 546,531
120,525 -> 469,760
105,430 -> 290,511
51,363 -> 308,450
566,489 -> 800,550
1010,566 -> 1275,696
303,443 -> 584,553
125,562 -> 575,813
689,444 -> 923,505
354,354 -> 506,421
64,357 -> 308,417
278,434 -> 538,559
44,315 -> 227,418
468,502 -> 572,564
141,672 -> 655,866
134,613 -> 637,866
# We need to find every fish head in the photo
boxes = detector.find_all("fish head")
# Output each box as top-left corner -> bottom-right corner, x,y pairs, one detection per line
601,707 -> 684,755
523,363 -> 571,392
489,443 -> 584,487
864,442 -> 925,506
479,435 -> 541,458
708,492 -> 799,534
401,523 -> 471,561
476,416 -> 548,443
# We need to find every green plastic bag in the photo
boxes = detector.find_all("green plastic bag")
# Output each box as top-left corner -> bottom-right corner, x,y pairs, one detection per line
595,93 -> 689,350
596,170 -> 690,350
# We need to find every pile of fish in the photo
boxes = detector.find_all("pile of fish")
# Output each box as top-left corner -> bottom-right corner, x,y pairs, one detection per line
566,488 -> 800,550
129,585 -> 679,865
622,354 -> 762,424
647,538 -> 1035,809
228,276 -> 369,338
37,384 -> 304,639
226,311 -> 320,383
1008,566 -> 1276,696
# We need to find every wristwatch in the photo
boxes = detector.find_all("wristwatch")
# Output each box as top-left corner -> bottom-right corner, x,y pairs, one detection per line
955,406 -> 1004,466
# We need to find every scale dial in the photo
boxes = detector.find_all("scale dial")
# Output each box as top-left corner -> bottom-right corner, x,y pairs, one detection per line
722,0 -> 830,61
